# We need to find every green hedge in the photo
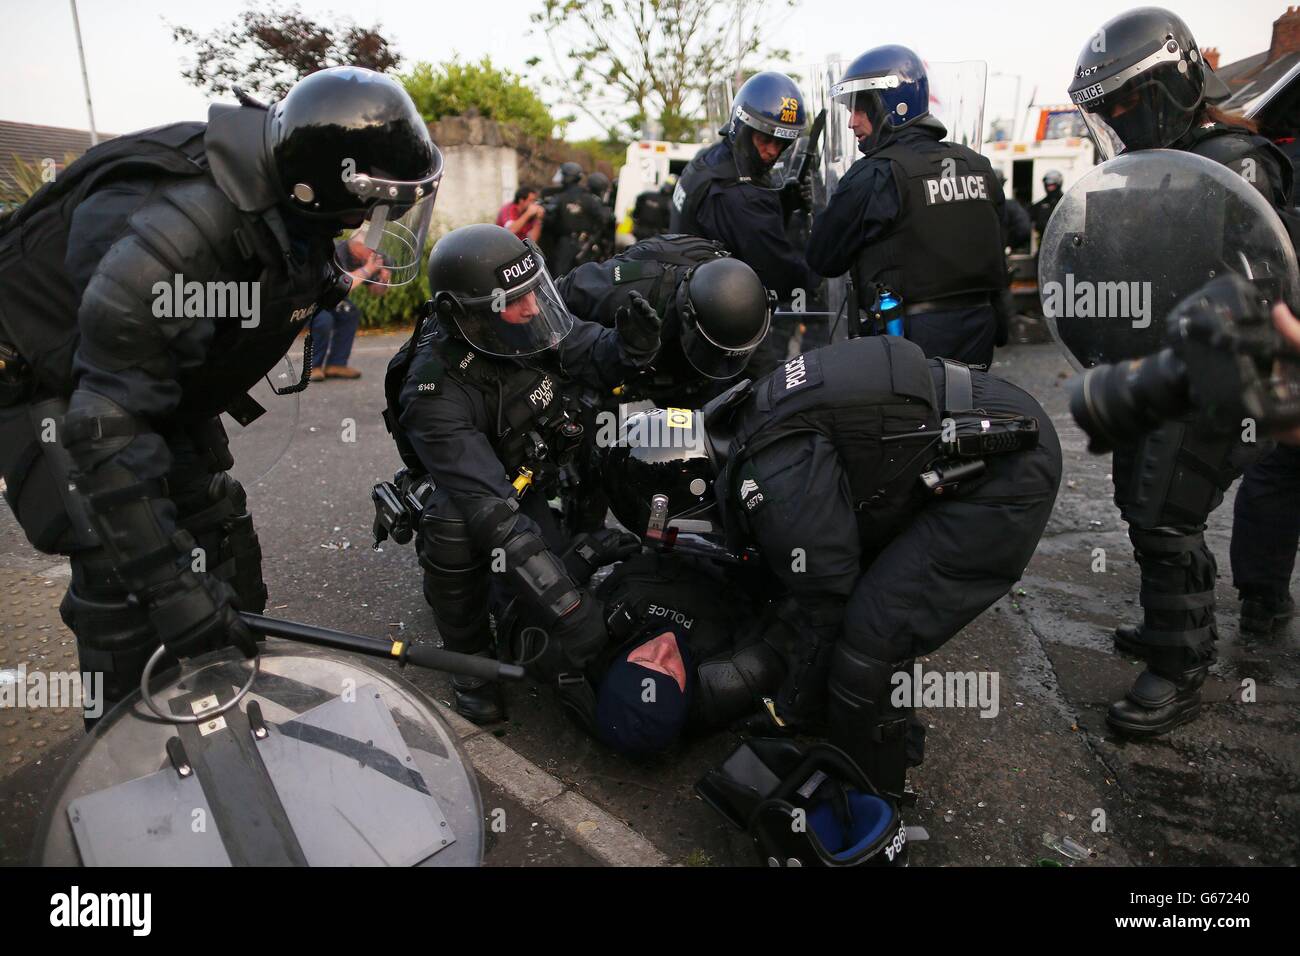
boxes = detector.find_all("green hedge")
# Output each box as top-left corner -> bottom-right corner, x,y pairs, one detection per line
352,268 -> 428,331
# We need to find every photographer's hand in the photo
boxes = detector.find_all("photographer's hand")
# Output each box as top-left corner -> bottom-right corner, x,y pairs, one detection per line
1271,303 -> 1300,445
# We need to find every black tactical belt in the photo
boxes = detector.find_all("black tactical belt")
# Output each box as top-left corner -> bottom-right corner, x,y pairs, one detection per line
904,292 -> 992,316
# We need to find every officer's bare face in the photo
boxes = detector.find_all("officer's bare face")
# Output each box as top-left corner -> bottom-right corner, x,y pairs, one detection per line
750,131 -> 784,166
502,291 -> 539,324
850,107 -> 875,143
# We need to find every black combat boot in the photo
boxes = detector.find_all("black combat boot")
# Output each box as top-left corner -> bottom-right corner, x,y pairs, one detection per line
1112,623 -> 1151,658
1106,647 -> 1212,737
449,656 -> 505,725
421,567 -> 504,725
1239,589 -> 1296,636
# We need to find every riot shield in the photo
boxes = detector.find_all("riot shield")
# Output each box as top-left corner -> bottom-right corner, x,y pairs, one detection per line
1038,149 -> 1299,371
926,61 -> 988,151
705,78 -> 735,137
35,642 -> 484,867
222,354 -> 301,487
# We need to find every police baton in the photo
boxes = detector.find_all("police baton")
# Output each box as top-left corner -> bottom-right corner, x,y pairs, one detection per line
239,612 -> 526,682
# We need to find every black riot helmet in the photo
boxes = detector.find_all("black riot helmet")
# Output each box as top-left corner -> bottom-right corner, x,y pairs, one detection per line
269,66 -> 443,286
676,258 -> 771,380
1068,7 -> 1232,160
588,171 -> 611,199
427,224 -> 575,357
555,162 -> 584,187
727,72 -> 808,183
604,407 -> 720,540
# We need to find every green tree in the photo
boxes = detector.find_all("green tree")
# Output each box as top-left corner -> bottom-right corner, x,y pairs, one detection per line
1,152 -> 82,207
170,3 -> 400,98
528,0 -> 795,142
400,57 -> 558,141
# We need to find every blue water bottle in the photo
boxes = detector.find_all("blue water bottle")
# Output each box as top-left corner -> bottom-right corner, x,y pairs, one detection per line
872,285 -> 904,336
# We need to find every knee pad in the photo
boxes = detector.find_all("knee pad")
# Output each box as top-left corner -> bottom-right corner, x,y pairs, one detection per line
418,512 -> 491,652
60,581 -> 158,670
418,511 -> 481,575
827,643 -> 897,713
695,640 -> 786,728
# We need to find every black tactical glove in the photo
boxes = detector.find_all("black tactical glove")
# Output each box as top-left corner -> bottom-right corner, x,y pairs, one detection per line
799,180 -> 815,213
615,290 -> 662,366
533,595 -> 608,681
144,573 -> 258,661
563,529 -> 641,584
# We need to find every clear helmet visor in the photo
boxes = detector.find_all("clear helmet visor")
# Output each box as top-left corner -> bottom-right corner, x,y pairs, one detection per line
443,240 -> 576,357
336,147 -> 444,287
1072,53 -> 1204,161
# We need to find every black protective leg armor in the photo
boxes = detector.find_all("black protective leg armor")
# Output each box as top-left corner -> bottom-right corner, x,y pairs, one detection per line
1108,419 -> 1248,735
416,507 -> 502,723
826,647 -> 914,800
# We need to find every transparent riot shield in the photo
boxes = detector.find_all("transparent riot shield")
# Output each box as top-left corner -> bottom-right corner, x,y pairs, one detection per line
705,78 -> 735,138
223,354 -> 301,487
35,642 -> 484,867
1038,149 -> 1299,371
926,61 -> 988,151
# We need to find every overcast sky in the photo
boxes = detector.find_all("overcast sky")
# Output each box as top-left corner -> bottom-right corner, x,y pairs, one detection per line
1,0 -> 1285,140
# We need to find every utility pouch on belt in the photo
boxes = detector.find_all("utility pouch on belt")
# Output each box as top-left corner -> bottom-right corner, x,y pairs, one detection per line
920,360 -> 1039,497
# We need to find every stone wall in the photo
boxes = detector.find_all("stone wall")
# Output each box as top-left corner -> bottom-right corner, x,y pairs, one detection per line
427,114 -> 615,231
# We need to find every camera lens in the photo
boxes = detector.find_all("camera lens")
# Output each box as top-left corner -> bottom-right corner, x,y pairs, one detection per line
1069,349 -> 1191,453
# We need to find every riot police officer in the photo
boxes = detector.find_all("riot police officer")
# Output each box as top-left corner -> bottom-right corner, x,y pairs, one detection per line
539,162 -> 611,274
382,224 -> 662,722
807,46 -> 1009,368
997,170 -> 1032,253
671,71 -> 819,376
604,337 -> 1062,797
556,233 -> 771,407
585,170 -> 617,263
1068,6 -> 1292,735
1030,170 -> 1064,240
0,67 -> 440,723
633,177 -> 675,241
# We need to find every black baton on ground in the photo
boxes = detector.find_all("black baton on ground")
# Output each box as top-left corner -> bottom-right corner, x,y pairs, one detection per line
239,612 -> 526,682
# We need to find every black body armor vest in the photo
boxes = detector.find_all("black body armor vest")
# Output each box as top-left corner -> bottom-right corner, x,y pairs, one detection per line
851,138 -> 1005,304
385,323 -> 579,485
715,336 -> 941,555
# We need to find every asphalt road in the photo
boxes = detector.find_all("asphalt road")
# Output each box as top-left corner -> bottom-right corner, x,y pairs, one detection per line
1,332 -> 1296,866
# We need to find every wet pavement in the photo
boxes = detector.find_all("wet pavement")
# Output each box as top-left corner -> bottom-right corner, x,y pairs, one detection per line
0,334 -> 1295,866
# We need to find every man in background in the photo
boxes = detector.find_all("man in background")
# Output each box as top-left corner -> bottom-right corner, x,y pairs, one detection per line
497,185 -> 545,242
310,229 -> 390,382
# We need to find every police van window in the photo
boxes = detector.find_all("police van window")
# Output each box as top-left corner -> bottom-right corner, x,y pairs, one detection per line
1043,109 -> 1088,141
